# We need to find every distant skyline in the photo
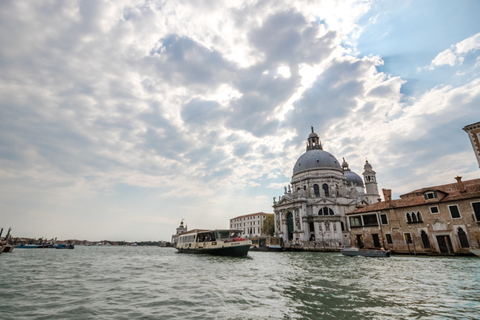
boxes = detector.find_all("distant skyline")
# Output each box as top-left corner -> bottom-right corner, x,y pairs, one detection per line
1,0 -> 480,241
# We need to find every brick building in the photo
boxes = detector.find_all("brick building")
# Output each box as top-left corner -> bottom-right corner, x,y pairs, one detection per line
346,177 -> 480,255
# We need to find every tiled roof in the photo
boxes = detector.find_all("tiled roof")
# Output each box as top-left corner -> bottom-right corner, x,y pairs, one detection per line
348,178 -> 480,214
230,212 -> 273,220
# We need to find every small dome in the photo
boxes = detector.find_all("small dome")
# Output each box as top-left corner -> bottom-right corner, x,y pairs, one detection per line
345,171 -> 364,188
293,149 -> 342,175
308,132 -> 318,138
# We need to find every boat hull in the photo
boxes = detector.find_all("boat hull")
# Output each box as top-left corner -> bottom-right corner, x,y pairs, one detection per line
470,248 -> 480,257
341,248 -> 390,257
2,245 -> 13,253
177,244 -> 251,257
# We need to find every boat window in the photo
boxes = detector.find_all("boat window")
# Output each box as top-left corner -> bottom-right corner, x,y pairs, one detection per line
216,230 -> 230,240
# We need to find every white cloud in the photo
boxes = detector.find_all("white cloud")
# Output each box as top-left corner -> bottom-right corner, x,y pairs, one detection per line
429,33 -> 480,69
1,0 -> 478,241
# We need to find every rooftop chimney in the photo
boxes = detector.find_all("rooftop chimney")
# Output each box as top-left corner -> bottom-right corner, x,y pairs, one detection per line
382,188 -> 392,203
455,176 -> 466,193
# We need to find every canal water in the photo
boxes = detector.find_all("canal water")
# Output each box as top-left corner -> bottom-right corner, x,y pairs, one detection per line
1,247 -> 479,319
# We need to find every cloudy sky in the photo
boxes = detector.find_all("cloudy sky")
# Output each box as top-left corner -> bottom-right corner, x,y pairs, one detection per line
1,0 -> 480,242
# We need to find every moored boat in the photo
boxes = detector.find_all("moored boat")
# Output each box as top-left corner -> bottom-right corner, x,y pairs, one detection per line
250,236 -> 283,252
0,227 -> 14,253
470,248 -> 480,257
341,247 -> 391,257
176,229 -> 252,257
15,244 -> 41,249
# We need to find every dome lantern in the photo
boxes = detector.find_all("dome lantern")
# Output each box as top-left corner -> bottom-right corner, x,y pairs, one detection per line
306,126 -> 323,151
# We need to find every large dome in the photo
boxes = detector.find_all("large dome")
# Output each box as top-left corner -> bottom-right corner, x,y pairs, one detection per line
293,149 -> 343,175
345,171 -> 364,187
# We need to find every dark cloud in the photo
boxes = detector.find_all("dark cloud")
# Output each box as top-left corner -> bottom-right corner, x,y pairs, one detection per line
248,10 -> 337,67
181,99 -> 226,126
148,35 -> 236,89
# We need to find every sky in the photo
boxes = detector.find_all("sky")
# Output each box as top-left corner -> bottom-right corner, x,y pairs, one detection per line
1,0 -> 480,242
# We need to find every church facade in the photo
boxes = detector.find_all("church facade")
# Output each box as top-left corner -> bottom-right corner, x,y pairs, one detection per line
273,128 -> 379,249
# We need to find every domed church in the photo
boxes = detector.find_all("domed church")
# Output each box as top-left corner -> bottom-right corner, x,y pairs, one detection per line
272,127 -> 380,248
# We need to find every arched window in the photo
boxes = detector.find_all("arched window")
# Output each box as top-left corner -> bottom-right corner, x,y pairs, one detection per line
313,184 -> 320,197
286,212 -> 294,241
412,212 -> 417,222
340,221 -> 345,232
421,230 -> 430,249
457,228 -> 469,248
318,207 -> 334,216
406,213 -> 412,223
322,184 -> 329,197
417,212 -> 422,222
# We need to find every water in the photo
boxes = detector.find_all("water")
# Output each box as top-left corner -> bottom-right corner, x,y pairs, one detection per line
1,247 -> 479,320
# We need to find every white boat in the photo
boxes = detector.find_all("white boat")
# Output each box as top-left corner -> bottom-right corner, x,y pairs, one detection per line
470,248 -> 480,257
176,229 -> 252,257
341,247 -> 391,257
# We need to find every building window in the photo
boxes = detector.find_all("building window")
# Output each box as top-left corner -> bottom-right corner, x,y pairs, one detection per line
411,212 -> 417,222
363,214 -> 378,226
424,191 -> 437,200
472,202 -> 480,222
319,207 -> 334,215
449,205 -> 461,219
430,206 -> 439,214
385,234 -> 393,244
457,228 -> 470,248
417,212 -> 422,222
406,213 -> 412,223
380,214 -> 388,225
313,184 -> 320,197
322,184 -> 329,197
404,233 -> 412,244
349,216 -> 362,227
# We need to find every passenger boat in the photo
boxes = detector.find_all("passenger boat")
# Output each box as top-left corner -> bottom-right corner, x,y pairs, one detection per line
470,248 -> 480,257
176,229 -> 252,257
341,247 -> 391,257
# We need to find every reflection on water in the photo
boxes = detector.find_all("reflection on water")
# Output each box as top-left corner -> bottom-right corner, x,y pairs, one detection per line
1,247 -> 479,319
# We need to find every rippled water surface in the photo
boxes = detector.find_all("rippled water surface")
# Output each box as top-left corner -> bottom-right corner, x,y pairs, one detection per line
1,247 -> 479,319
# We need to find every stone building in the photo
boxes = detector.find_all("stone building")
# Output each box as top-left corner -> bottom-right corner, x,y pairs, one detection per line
171,220 -> 187,245
346,177 -> 480,254
463,121 -> 480,168
272,128 -> 379,249
230,212 -> 273,238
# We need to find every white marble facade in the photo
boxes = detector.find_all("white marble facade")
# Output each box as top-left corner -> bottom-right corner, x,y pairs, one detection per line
273,128 -> 379,247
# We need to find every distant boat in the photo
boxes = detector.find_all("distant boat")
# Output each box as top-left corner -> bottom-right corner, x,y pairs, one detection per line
15,244 -> 40,249
470,248 -> 480,257
176,229 -> 252,257
53,243 -> 74,249
250,236 -> 283,252
341,247 -> 391,258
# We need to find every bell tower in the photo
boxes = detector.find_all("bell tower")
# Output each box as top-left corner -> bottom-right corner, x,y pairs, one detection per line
363,160 -> 379,203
